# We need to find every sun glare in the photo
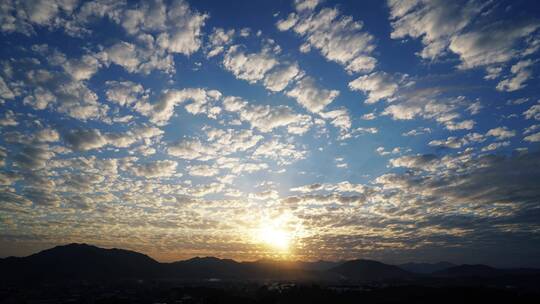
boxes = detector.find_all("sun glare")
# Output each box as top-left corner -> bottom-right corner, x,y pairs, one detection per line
258,225 -> 291,251
254,215 -> 295,253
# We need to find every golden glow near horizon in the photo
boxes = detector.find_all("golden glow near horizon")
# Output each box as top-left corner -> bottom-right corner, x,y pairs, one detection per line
253,214 -> 296,254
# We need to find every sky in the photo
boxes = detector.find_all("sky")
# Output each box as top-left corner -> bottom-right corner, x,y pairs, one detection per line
0,0 -> 540,267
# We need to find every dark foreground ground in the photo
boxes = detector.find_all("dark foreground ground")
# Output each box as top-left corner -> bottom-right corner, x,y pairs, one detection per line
1,281 -> 539,304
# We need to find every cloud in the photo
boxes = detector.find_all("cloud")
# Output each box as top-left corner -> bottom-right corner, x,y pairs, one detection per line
524,132 -> 540,142
154,0 -> 208,55
253,139 -> 307,165
319,108 -> 352,136
4,56 -> 109,122
13,144 -> 55,170
135,88 -> 221,125
0,110 -> 18,127
34,128 -> 60,142
349,72 -> 399,104
496,59 -> 535,92
380,86 -> 476,131
223,96 -> 313,134
486,127 -> 516,140
206,27 -> 235,58
131,160 -> 178,178
63,54 -> 102,81
428,133 -> 484,149
223,45 -> 278,83
104,40 -> 174,75
481,141 -> 510,152
262,63 -> 303,92
188,164 -> 219,177
389,153 -> 439,171
278,4 -> 376,73
388,0 -> 540,81
64,126 -> 163,151
0,76 -> 15,101
286,76 -> 339,113
105,81 -> 146,106
449,22 -> 540,69
388,0 -> 483,60
64,129 -> 108,151
168,128 -> 262,161
0,0 -> 78,36
402,127 -> 431,136
524,101 -> 540,120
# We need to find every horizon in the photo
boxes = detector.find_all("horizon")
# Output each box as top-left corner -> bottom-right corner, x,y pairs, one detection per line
0,242 -> 534,270
0,242 -> 480,268
1,0 -> 540,269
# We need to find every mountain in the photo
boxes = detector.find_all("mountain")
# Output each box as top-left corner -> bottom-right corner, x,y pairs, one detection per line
432,264 -> 503,278
0,243 -> 162,283
3,244 -> 537,285
329,259 -> 413,281
295,260 -> 342,271
398,262 -> 455,274
168,256 -> 246,279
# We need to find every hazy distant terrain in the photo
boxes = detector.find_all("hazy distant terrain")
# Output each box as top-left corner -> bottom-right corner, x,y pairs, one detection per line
1,244 -> 539,303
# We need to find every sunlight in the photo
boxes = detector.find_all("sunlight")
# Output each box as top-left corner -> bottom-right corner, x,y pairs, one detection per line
258,225 -> 291,251
255,216 -> 293,252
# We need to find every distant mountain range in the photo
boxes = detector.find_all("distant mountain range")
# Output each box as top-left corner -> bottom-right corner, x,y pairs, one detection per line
1,243 -> 539,284
397,261 -> 456,274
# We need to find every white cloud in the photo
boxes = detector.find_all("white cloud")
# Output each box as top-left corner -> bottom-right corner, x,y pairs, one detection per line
0,76 -> 15,100
135,88 -> 221,125
64,125 -> 163,151
206,27 -> 235,58
131,160 -> 177,178
486,127 -> 516,140
14,144 -> 55,170
63,54 -> 102,81
105,80 -> 145,107
388,0 -> 540,74
168,128 -> 262,161
496,60 -> 535,92
523,101 -> 540,120
223,45 -> 278,83
253,139 -> 306,165
34,128 -> 60,142
222,96 -> 313,134
481,141 -> 510,152
188,164 -> 219,177
428,133 -> 484,149
524,132 -> 540,142
286,76 -> 339,113
278,5 -> 376,73
388,0 -> 483,60
0,110 -> 18,127
155,0 -> 208,55
449,22 -> 540,69
0,0 -> 79,36
319,108 -> 352,135
348,72 -> 398,104
402,127 -> 431,136
262,63 -> 302,92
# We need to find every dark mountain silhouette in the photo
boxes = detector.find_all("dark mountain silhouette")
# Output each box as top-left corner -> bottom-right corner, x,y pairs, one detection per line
0,243 -> 162,283
2,244 -> 539,285
398,261 -> 455,274
295,260 -> 343,271
329,259 -> 413,281
433,264 -> 504,277
168,256 -> 246,279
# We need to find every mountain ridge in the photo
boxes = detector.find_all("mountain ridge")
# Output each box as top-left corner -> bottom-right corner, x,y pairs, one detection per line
2,243 -> 539,284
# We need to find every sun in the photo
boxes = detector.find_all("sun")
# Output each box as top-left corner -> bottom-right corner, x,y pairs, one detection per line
254,214 -> 295,252
257,225 -> 291,251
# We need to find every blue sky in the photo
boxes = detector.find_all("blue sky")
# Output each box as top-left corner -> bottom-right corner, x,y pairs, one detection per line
1,0 -> 540,267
